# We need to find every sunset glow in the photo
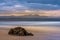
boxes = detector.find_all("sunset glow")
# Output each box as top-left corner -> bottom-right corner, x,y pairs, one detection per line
0,0 -> 60,17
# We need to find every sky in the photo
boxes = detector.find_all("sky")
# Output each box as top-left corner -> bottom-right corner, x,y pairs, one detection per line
0,0 -> 60,11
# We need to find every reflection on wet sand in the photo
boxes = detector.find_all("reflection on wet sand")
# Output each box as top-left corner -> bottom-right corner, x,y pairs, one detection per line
0,26 -> 60,40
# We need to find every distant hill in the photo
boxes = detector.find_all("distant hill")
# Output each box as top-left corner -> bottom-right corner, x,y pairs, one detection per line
0,16 -> 60,21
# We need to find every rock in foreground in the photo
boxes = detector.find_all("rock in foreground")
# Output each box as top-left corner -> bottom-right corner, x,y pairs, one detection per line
8,27 -> 33,36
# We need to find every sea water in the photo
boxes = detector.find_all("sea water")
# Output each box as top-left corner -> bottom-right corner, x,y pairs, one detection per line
0,21 -> 60,27
0,21 -> 60,40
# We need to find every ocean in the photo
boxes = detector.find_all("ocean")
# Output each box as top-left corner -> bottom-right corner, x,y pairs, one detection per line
0,21 -> 60,40
0,16 -> 60,21
0,21 -> 60,27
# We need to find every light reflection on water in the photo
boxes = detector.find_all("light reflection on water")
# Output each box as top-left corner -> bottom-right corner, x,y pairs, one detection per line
0,21 -> 60,27
0,21 -> 60,40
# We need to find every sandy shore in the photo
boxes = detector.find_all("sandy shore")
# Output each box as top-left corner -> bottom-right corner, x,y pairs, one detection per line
0,26 -> 60,40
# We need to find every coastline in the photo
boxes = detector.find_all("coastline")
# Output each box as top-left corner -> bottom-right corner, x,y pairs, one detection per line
0,26 -> 60,40
0,26 -> 60,33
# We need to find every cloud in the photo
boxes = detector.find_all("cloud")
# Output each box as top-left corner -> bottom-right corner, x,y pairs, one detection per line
0,0 -> 60,12
0,3 -> 5,5
24,3 -> 60,10
0,3 -> 29,11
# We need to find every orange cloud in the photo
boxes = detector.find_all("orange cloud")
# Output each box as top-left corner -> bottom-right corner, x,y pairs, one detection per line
0,10 -> 60,17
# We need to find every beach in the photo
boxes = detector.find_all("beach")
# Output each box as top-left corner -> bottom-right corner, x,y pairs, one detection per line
0,26 -> 60,40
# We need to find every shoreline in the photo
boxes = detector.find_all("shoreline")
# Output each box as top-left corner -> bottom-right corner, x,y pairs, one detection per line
0,26 -> 60,40
0,26 -> 60,33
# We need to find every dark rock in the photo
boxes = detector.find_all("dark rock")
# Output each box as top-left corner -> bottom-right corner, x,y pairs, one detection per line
8,27 -> 33,36
26,33 -> 34,36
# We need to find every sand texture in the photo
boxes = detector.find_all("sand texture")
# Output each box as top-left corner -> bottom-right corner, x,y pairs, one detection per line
0,27 -> 60,40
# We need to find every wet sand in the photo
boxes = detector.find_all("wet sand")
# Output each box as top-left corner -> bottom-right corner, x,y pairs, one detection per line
0,27 -> 60,40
